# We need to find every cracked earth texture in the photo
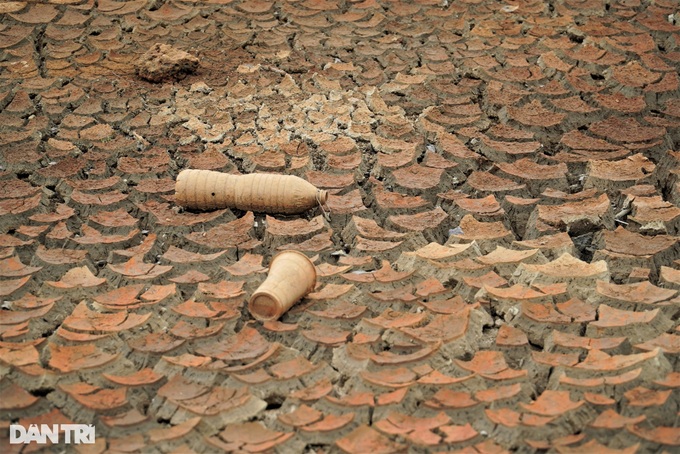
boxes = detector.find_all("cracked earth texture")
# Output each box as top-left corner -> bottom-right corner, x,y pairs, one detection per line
1,0 -> 680,453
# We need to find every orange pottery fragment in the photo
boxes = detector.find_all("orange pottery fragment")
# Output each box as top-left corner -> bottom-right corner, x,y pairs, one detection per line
108,255 -> 172,279
48,343 -> 118,372
46,266 -> 106,289
520,390 -> 584,416
0,382 -> 39,410
336,425 -> 406,454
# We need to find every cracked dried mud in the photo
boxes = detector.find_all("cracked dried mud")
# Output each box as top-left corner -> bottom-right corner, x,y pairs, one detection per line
1,0 -> 680,453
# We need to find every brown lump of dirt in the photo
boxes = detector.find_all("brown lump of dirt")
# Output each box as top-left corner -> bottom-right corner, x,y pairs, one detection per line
135,43 -> 199,82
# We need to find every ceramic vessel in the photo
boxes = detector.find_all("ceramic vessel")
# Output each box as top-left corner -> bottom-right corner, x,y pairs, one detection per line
248,250 -> 317,321
175,169 -> 328,214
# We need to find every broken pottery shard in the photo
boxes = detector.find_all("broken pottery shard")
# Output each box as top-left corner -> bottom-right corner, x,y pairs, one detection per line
135,43 -> 199,82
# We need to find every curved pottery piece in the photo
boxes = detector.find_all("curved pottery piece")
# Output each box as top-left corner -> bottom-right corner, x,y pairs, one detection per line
248,250 -> 317,321
175,169 -> 328,214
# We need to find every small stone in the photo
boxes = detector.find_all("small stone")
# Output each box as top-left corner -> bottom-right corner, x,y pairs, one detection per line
135,43 -> 199,83
190,82 -> 212,93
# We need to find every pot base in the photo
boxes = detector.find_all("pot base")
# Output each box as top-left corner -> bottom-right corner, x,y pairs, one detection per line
248,293 -> 282,321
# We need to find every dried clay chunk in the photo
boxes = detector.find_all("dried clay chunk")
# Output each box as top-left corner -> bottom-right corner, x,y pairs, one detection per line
135,43 -> 199,82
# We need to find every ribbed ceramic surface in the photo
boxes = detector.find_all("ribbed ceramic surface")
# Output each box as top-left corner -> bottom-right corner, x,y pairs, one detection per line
175,170 -> 326,214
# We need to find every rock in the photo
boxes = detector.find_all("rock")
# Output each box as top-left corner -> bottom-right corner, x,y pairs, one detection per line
135,43 -> 199,83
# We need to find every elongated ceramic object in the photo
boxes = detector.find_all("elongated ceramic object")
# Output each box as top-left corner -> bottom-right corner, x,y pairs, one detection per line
248,250 -> 317,321
175,169 -> 328,214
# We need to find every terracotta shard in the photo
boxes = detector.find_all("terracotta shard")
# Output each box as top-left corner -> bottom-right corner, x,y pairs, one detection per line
108,255 -> 172,279
302,323 -> 351,346
336,425 -> 406,454
195,326 -> 269,361
595,280 -> 676,305
46,266 -> 106,289
520,390 -> 585,417
196,280 -> 245,299
63,301 -> 151,332
48,343 -> 118,372
0,256 -> 42,277
517,253 -> 609,279
278,404 -> 323,427
73,225 -> 139,245
162,246 -> 226,263
590,117 -> 665,143
400,310 -> 471,343
627,425 -> 680,446
361,367 -> 417,389
222,253 -> 266,276
425,389 -> 478,410
0,382 -> 39,410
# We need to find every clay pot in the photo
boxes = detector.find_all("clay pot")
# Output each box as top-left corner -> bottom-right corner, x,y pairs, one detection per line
175,169 -> 328,214
248,250 -> 317,321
